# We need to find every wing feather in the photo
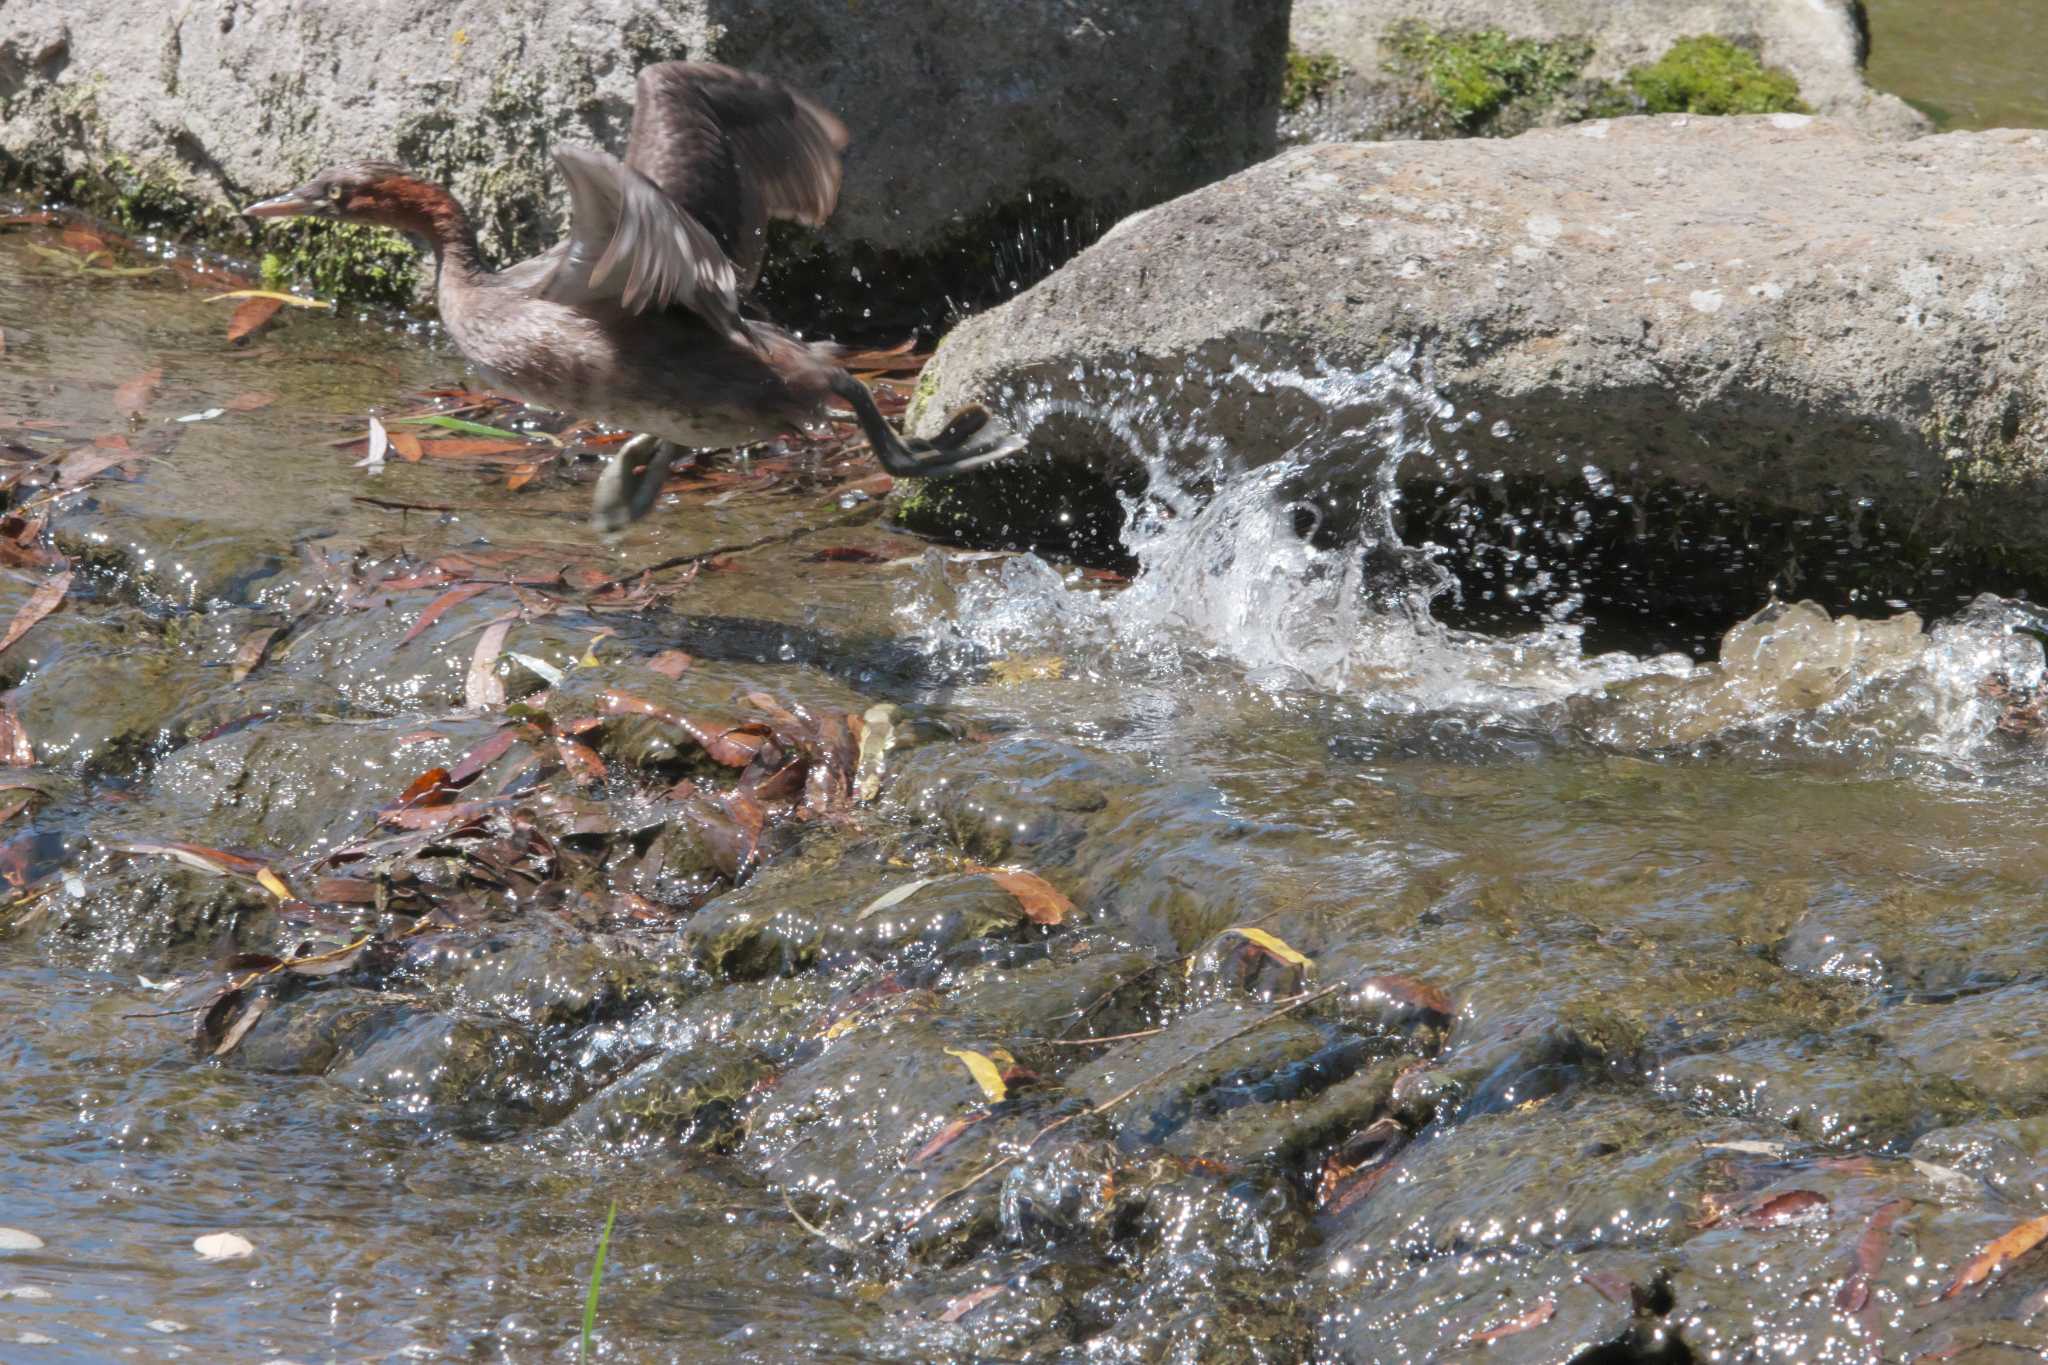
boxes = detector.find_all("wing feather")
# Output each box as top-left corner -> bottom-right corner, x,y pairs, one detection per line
541,144 -> 746,341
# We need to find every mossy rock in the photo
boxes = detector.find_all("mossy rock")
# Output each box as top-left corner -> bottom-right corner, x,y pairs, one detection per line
1281,49 -> 1345,114
1626,35 -> 1810,117
1383,23 -> 1594,133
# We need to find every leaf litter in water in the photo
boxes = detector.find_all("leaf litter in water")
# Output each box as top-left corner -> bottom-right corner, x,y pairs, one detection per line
204,289 -> 330,310
466,618 -> 513,709
112,367 -> 162,419
1943,1210 -> 2048,1299
944,1047 -> 1011,1104
0,569 -> 70,656
225,295 -> 283,344
1221,925 -> 1313,970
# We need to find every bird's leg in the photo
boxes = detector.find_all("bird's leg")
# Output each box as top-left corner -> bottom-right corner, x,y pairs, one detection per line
592,433 -> 684,535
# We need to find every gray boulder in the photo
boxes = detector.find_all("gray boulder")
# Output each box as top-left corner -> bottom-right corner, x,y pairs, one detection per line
1285,0 -> 1927,143
909,115 -> 2048,607
0,1 -> 1285,324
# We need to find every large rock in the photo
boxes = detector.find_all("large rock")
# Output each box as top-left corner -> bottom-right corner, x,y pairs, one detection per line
909,116 -> 2048,615
1285,0 -> 1926,143
0,1 -> 1285,325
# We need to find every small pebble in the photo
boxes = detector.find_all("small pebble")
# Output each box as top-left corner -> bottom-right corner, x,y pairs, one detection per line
0,1229 -> 44,1252
192,1232 -> 255,1262
12,1331 -> 56,1345
146,1319 -> 189,1334
0,1286 -> 52,1300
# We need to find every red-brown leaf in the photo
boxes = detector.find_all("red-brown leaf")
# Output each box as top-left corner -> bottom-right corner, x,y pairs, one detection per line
1467,1298 -> 1556,1346
1728,1189 -> 1830,1229
399,583 -> 496,646
0,570 -> 68,656
805,545 -> 892,564
910,1113 -> 986,1167
223,391 -> 276,412
646,649 -> 694,678
57,446 -> 143,488
1837,1198 -> 1912,1313
983,868 -> 1073,926
388,428 -> 424,462
229,627 -> 278,682
446,726 -> 524,785
226,296 -> 283,344
1355,974 -> 1456,1021
112,367 -> 162,419
1942,1210 -> 2048,1299
392,766 -> 457,810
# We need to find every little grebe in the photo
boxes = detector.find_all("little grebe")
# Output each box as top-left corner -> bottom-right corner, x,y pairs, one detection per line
244,62 -> 1023,532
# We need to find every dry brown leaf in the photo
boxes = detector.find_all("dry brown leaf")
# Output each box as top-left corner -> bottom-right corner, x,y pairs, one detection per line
1467,1298 -> 1556,1346
0,570 -> 70,656
223,391 -> 276,412
230,627 -> 278,682
1943,1211 -> 2048,1299
399,583 -> 495,646
983,868 -> 1073,925
225,295 -> 284,344
112,367 -> 162,419
466,618 -> 512,709
0,706 -> 34,768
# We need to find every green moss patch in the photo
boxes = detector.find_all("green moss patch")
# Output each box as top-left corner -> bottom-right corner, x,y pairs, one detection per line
1384,23 -> 1594,132
1625,35 -> 1810,116
256,221 -> 420,310
1282,49 -> 1345,114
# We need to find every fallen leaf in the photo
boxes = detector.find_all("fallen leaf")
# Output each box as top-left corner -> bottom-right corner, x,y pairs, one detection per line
357,414 -> 389,472
1354,974 -> 1456,1020
112,366 -> 162,419
856,877 -> 943,922
415,437 -> 534,460
465,618 -> 512,709
984,868 -> 1074,926
0,707 -> 36,767
1837,1198 -> 1912,1313
399,583 -> 496,646
254,867 -> 292,901
944,1047 -> 1008,1104
506,463 -> 540,491
203,288 -> 329,309
1728,1189 -> 1830,1230
387,427 -> 423,462
192,1232 -> 254,1262
61,226 -> 109,256
1222,925 -> 1312,970
1467,1298 -> 1556,1346
209,990 -> 268,1056
0,570 -> 69,656
223,391 -> 276,412
938,1283 -> 1008,1323
1943,1210 -> 2048,1299
57,445 -> 146,487
229,628 -> 278,682
909,1113 -> 987,1162
989,654 -> 1065,685
225,295 -> 283,343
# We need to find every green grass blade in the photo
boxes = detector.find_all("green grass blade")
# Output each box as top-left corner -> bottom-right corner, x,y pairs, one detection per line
579,1199 -> 617,1365
392,413 -> 531,441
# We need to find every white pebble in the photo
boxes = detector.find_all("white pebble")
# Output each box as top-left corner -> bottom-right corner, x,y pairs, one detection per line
0,1286 -> 52,1300
146,1319 -> 190,1334
192,1232 -> 254,1262
0,1229 -> 44,1252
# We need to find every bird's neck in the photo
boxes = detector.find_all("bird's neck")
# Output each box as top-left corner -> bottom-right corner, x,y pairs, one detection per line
380,178 -> 481,283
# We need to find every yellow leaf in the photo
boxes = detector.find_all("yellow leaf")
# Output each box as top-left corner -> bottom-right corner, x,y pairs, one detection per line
203,289 -> 333,310
821,1014 -> 864,1041
988,654 -> 1065,686
1223,926 -> 1313,970
944,1047 -> 1008,1103
255,867 -> 292,901
579,644 -> 602,668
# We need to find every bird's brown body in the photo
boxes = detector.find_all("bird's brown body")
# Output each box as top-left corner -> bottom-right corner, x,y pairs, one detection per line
246,62 -> 1020,530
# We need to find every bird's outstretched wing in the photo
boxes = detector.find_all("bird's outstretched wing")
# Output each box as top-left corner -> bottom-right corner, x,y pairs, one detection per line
540,144 -> 748,343
624,62 -> 850,289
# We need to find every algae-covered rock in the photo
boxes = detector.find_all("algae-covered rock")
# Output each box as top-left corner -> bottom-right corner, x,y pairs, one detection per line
0,1 -> 1286,324
1284,0 -> 1925,143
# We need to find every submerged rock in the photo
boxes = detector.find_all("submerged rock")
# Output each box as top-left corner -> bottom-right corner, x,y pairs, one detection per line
1285,0 -> 1926,143
911,117 -> 2048,612
0,1 -> 1285,326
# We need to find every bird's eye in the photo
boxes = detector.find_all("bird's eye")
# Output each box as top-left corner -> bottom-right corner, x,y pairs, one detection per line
327,184 -> 343,202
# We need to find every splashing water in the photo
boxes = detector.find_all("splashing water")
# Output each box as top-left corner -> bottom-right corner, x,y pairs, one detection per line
902,350 -> 2048,768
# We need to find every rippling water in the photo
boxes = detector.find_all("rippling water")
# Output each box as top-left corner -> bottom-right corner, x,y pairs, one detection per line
5,202 -> 2048,1364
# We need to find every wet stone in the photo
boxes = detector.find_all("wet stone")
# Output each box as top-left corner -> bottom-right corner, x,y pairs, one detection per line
325,1010 -> 574,1139
1912,1116 -> 2048,1204
1655,1034 -> 1983,1149
1872,982 -> 2048,1114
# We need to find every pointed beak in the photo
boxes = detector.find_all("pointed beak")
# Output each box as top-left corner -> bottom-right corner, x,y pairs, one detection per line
242,189 -> 321,220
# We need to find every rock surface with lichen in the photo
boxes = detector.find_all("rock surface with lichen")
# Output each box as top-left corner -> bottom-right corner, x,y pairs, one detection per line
0,1 -> 1285,325
910,116 -> 2048,595
1283,0 -> 1926,143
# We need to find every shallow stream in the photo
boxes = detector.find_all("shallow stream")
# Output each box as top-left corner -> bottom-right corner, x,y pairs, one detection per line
5,196 -> 2048,1365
